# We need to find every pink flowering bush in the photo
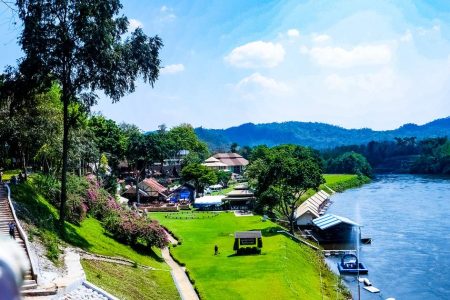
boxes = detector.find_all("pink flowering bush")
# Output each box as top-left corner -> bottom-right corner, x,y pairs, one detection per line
84,175 -> 168,249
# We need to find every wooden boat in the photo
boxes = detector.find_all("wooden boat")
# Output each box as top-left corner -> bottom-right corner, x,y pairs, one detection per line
337,254 -> 368,274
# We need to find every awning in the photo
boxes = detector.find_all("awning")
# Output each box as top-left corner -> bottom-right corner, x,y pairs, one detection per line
234,231 -> 262,239
312,214 -> 360,230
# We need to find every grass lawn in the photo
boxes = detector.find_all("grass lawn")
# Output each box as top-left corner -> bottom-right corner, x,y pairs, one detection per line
67,218 -> 168,269
82,260 -> 179,300
150,212 -> 347,300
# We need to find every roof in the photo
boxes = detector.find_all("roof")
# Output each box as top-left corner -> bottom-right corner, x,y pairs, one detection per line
312,214 -> 360,230
194,195 -> 225,205
139,178 -> 167,194
234,231 -> 262,239
294,191 -> 330,219
203,157 -> 229,168
213,153 -> 249,167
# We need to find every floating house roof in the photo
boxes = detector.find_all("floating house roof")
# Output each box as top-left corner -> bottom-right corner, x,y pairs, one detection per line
313,214 -> 360,230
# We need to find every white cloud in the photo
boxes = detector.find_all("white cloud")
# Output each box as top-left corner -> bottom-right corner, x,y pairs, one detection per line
161,64 -> 185,75
128,19 -> 143,31
159,5 -> 176,22
225,41 -> 285,68
287,29 -> 300,38
400,30 -> 413,42
236,73 -> 289,94
302,44 -> 392,68
312,34 -> 331,43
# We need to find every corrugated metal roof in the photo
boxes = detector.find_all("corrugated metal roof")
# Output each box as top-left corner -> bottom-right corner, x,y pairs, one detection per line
313,214 -> 360,230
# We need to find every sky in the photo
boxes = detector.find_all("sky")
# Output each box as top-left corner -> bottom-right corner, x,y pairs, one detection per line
1,0 -> 450,131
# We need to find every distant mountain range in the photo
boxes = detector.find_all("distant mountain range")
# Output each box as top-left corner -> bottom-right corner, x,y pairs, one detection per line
195,117 -> 450,150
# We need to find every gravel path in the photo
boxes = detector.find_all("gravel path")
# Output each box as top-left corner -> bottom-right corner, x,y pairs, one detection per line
62,284 -> 108,300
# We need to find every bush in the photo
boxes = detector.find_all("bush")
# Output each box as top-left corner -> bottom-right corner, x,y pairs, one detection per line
65,192 -> 87,224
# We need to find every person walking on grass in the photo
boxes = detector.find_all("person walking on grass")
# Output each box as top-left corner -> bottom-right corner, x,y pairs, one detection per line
214,245 -> 218,255
8,222 -> 16,239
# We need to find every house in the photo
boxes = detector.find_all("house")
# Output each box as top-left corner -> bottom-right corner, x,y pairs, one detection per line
123,178 -> 168,202
295,190 -> 331,227
222,183 -> 255,210
202,157 -> 228,171
311,214 -> 360,243
207,152 -> 249,174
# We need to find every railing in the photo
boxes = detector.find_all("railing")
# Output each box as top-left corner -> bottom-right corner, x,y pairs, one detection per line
5,184 -> 38,281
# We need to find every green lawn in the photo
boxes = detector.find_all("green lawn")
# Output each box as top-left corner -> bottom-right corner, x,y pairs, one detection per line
150,212 -> 347,300
67,218 -> 168,269
82,260 -> 179,300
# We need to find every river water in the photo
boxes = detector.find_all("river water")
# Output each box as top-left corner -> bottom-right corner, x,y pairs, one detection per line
325,174 -> 450,300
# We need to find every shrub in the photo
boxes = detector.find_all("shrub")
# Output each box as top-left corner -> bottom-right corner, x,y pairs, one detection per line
65,192 -> 87,224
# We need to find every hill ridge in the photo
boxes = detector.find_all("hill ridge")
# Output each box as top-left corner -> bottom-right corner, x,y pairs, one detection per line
195,116 -> 450,149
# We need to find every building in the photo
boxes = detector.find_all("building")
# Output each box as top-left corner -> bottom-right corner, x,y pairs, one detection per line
311,214 -> 360,243
202,157 -> 228,171
123,178 -> 168,202
208,153 -> 249,174
295,190 -> 331,227
222,183 -> 255,210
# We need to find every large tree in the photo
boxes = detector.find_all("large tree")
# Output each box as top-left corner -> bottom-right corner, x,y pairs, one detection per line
249,145 -> 324,233
15,0 -> 162,234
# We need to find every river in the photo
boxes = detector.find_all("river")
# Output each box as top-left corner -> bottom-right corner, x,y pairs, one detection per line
325,174 -> 450,300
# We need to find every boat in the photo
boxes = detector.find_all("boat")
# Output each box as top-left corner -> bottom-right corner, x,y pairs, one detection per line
337,254 -> 368,274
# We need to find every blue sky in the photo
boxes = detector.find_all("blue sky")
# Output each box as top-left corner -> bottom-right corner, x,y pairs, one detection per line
1,0 -> 450,131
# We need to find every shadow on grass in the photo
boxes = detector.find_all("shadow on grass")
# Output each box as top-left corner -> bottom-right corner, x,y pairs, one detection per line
247,226 -> 283,237
64,223 -> 91,249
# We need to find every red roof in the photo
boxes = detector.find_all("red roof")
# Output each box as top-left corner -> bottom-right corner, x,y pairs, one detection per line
140,178 -> 167,194
213,153 -> 249,167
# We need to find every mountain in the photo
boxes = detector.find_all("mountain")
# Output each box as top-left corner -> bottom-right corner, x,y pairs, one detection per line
195,117 -> 450,150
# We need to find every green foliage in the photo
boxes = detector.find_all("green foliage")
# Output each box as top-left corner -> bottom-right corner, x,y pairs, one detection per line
215,170 -> 231,186
181,163 -> 217,194
411,138 -> 450,174
326,151 -> 372,177
247,145 -> 324,233
13,0 -> 163,233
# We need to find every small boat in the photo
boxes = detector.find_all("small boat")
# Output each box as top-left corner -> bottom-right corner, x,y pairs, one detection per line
337,254 -> 368,274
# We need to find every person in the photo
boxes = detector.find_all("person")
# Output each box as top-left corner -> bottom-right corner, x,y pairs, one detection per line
0,171 -> 3,183
8,222 -> 15,239
214,244 -> 218,255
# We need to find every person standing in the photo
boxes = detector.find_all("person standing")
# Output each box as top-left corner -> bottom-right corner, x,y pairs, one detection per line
8,222 -> 16,239
214,245 -> 218,255
0,171 -> 3,183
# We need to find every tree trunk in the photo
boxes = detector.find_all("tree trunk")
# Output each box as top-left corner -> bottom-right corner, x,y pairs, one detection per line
289,204 -> 295,234
59,95 -> 69,236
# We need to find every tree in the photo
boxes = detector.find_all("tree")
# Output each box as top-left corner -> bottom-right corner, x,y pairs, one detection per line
181,163 -> 217,196
15,0 -> 163,234
326,152 -> 372,177
248,145 -> 324,233
230,142 -> 238,153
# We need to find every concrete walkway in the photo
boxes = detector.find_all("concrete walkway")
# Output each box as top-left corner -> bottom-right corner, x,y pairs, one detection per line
161,231 -> 199,300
